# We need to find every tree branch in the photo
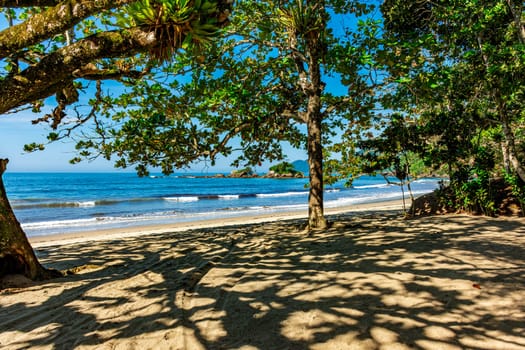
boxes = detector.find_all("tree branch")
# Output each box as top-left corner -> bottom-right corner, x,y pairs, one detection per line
0,0 -> 133,59
73,64 -> 151,81
0,0 -> 60,7
0,159 -> 8,176
321,97 -> 352,117
208,122 -> 251,160
0,27 -> 158,114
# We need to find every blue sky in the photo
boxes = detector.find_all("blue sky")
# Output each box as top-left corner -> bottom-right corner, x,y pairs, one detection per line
0,107 -> 307,173
0,110 -> 114,172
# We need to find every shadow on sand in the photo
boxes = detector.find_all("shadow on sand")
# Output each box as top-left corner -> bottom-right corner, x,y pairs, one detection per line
1,211 -> 524,349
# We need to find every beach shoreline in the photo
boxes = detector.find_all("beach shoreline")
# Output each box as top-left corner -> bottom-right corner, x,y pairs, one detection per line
29,199 -> 405,247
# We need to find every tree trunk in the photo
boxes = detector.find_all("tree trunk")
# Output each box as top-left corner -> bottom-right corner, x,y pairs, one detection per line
0,159 -> 60,280
477,34 -> 525,182
304,0 -> 328,230
501,140 -> 511,173
494,88 -> 525,182
501,114 -> 525,182
307,102 -> 327,229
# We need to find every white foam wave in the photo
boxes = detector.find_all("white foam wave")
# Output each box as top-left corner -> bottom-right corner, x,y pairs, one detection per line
164,196 -> 199,202
325,189 -> 432,208
23,211 -> 185,235
22,217 -> 99,230
413,178 -> 444,184
325,192 -> 401,207
353,183 -> 391,189
219,195 -> 240,200
77,201 -> 96,207
256,191 -> 308,198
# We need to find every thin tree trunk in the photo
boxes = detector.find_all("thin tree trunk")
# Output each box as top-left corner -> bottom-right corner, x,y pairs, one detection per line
501,140 -> 511,173
400,183 -> 406,214
477,35 -> 525,182
501,113 -> 525,182
0,159 -> 60,280
505,0 -> 525,44
404,158 -> 415,214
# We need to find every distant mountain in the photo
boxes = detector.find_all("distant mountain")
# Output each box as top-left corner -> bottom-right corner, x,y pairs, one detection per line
291,160 -> 309,175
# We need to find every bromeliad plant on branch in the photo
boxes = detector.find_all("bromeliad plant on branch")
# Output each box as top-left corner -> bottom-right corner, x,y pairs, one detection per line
118,0 -> 230,61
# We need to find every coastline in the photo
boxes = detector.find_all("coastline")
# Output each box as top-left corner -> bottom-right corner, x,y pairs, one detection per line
29,199 -> 405,247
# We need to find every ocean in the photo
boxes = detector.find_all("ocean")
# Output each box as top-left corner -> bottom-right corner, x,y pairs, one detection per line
3,172 -> 442,237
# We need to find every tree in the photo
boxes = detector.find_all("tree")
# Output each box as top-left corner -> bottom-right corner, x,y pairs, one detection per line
73,0 -> 378,229
355,114 -> 426,214
379,0 -> 525,182
0,159 -> 62,279
0,0 -> 233,280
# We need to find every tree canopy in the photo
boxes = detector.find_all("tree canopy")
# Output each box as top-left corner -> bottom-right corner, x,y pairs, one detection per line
348,0 -> 525,214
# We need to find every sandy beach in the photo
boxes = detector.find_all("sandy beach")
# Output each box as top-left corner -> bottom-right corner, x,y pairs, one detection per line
1,201 -> 524,349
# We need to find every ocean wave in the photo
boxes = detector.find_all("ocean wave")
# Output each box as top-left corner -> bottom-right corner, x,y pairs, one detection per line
353,183 -> 391,190
164,196 -> 200,202
22,217 -> 100,230
413,178 -> 445,184
12,197 -> 168,210
256,191 -> 309,198
325,188 -> 340,193
13,200 -> 99,209
325,192 -> 402,207
218,195 -> 240,200
325,189 -> 434,208
22,210 -> 184,232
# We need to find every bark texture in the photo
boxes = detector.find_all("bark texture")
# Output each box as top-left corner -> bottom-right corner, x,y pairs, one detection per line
0,159 -> 61,280
505,0 -> 525,44
501,112 -> 525,182
304,0 -> 327,229
0,28 -> 157,114
0,0 -> 133,59
307,104 -> 327,229
0,0 -> 60,7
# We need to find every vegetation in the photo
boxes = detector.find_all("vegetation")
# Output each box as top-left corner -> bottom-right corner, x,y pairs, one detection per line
1,0 -> 524,280
333,0 -> 525,216
379,0 -> 524,216
269,162 -> 303,177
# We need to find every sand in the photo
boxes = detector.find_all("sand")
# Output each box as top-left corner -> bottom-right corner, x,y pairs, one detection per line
1,202 -> 524,349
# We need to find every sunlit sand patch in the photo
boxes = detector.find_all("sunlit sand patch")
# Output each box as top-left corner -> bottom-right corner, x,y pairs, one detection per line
281,309 -> 359,342
415,339 -> 463,350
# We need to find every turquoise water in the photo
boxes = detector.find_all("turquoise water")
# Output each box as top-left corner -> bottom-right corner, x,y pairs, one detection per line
3,172 -> 441,237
